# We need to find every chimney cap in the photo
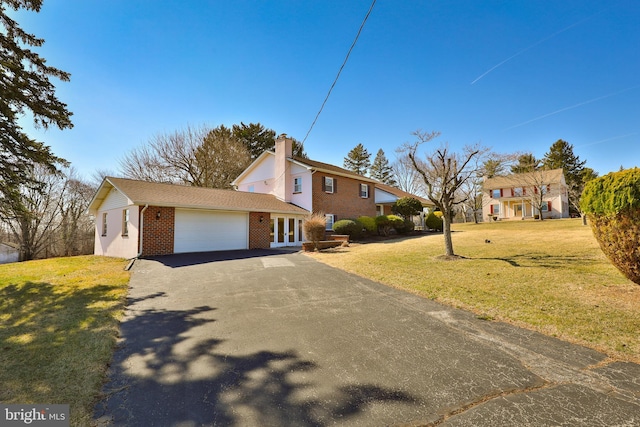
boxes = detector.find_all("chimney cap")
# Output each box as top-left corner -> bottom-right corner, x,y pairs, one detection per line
277,133 -> 289,139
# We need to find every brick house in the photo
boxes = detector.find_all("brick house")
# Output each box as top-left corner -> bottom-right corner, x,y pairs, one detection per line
89,136 -> 430,258
233,136 -> 432,235
482,168 -> 570,221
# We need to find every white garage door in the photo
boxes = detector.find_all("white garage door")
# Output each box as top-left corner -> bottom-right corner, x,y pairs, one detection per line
174,209 -> 248,253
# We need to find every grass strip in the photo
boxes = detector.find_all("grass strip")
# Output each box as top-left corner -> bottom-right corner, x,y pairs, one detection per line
0,255 -> 130,426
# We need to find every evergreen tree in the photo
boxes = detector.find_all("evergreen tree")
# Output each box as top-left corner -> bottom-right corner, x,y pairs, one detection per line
1,0 -> 72,205
370,149 -> 397,185
232,122 -> 276,160
510,153 -> 540,174
542,139 -> 591,215
343,143 -> 371,175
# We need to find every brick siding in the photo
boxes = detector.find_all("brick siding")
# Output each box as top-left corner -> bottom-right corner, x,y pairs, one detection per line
312,173 -> 376,221
140,206 -> 175,256
249,212 -> 271,249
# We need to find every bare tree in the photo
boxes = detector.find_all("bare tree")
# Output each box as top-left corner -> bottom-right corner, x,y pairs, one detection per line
120,125 -> 252,189
59,169 -> 95,256
400,130 -> 482,257
392,154 -> 425,196
0,165 -> 66,260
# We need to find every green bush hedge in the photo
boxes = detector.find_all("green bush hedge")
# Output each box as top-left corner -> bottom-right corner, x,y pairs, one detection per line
580,168 -> 640,285
332,219 -> 363,239
425,212 -> 443,231
357,216 -> 376,234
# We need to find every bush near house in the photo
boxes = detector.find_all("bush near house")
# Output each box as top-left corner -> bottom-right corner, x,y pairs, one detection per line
375,215 -> 392,236
398,218 -> 415,234
357,216 -> 376,235
387,215 -> 405,232
332,219 -> 364,239
425,212 -> 443,231
581,167 -> 640,285
303,213 -> 326,251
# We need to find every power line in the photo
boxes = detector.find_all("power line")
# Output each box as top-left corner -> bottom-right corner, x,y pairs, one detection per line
301,0 -> 377,145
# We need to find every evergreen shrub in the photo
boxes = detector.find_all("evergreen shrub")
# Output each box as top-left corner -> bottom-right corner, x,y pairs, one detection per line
581,168 -> 640,285
425,212 -> 443,231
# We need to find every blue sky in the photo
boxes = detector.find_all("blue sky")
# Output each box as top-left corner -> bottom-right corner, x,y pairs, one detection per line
13,0 -> 640,180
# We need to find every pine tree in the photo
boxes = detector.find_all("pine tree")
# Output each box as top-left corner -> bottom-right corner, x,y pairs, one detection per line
542,139 -> 590,214
370,149 -> 397,185
1,0 -> 72,204
343,143 -> 371,175
510,153 -> 539,174
232,122 -> 276,160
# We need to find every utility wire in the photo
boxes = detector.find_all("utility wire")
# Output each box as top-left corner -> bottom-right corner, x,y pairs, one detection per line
301,0 -> 377,145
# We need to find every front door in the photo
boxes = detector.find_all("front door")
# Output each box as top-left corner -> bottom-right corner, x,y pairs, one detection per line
270,216 -> 304,247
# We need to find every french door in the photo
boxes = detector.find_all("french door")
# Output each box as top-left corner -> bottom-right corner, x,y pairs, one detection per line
270,216 -> 304,247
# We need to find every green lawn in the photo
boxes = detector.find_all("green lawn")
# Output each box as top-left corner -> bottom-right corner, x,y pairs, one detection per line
0,256 -> 130,427
308,218 -> 640,363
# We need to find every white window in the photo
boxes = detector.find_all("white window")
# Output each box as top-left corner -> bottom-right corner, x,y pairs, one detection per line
325,214 -> 335,231
248,185 -> 255,193
492,189 -> 501,198
324,177 -> 334,193
360,183 -> 369,198
122,209 -> 129,236
513,187 -> 524,197
102,213 -> 108,236
294,177 -> 302,193
491,204 -> 500,215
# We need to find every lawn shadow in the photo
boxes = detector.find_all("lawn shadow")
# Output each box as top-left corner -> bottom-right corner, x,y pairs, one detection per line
94,295 -> 421,426
474,254 -> 601,269
0,281 -> 126,412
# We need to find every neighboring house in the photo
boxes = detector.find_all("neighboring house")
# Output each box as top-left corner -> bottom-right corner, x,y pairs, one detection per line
0,242 -> 19,264
233,136 -> 433,233
89,135 -> 431,258
482,168 -> 569,221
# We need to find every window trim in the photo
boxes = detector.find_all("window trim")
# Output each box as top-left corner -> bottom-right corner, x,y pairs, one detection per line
325,214 -> 335,231
102,212 -> 108,236
360,183 -> 369,198
293,177 -> 302,193
324,177 -> 334,193
122,209 -> 129,237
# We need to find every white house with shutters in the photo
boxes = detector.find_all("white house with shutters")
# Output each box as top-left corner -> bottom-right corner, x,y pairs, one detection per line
482,168 -> 569,221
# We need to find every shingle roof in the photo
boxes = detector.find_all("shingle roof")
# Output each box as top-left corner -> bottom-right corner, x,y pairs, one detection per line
483,168 -> 565,189
89,177 -> 309,215
291,156 -> 379,183
374,182 -> 433,206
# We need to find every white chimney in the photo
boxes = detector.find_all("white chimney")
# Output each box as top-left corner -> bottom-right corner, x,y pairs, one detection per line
274,134 -> 293,202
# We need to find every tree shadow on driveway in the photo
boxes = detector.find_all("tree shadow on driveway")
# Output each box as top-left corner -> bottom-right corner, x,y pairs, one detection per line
94,293 -> 421,426
147,249 -> 301,268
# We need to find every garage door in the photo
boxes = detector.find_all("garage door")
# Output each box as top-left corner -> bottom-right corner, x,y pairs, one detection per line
174,209 -> 248,253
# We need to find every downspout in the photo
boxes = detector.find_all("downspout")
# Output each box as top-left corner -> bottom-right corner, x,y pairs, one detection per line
136,204 -> 149,259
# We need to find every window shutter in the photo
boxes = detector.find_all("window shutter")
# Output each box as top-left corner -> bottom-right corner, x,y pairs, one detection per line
322,177 -> 326,192
334,179 -> 337,193
548,201 -> 552,212
490,205 -> 494,214
490,190 -> 493,199
500,189 -> 503,197
367,184 -> 370,198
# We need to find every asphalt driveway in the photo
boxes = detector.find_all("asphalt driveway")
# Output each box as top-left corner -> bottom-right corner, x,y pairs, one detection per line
94,250 -> 640,426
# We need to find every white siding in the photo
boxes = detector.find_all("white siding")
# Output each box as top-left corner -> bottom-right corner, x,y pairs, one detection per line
100,188 -> 131,211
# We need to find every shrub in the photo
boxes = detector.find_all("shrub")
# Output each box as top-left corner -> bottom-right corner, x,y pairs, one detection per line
388,214 -> 405,233
332,219 -> 363,239
303,213 -> 326,250
391,197 -> 423,219
581,168 -> 640,285
425,212 -> 443,231
375,215 -> 392,236
401,218 -> 415,234
357,216 -> 376,235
